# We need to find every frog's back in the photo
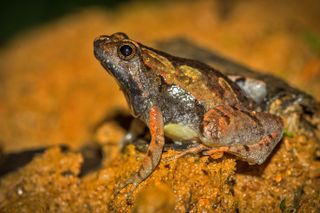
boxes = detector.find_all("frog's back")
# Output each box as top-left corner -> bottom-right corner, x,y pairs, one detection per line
141,45 -> 254,110
172,56 -> 253,109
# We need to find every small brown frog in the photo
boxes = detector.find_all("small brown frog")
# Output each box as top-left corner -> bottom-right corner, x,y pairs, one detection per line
93,33 -> 283,187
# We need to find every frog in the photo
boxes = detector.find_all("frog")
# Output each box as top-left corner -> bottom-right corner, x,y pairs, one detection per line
93,32 -> 284,188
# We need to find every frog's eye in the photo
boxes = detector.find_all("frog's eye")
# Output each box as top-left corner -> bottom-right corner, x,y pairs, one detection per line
118,43 -> 136,60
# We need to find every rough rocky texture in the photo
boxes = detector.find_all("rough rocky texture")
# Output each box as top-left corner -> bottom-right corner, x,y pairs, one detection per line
0,0 -> 319,212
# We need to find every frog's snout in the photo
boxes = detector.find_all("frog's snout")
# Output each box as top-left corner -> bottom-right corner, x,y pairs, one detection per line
93,36 -> 110,60
93,41 -> 102,61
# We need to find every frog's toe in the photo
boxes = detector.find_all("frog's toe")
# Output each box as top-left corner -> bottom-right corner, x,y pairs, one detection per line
202,146 -> 229,155
114,176 -> 139,195
162,154 -> 181,163
163,144 -> 209,162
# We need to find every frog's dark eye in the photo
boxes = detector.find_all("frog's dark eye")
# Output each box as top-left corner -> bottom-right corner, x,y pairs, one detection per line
118,43 -> 136,60
120,45 -> 132,56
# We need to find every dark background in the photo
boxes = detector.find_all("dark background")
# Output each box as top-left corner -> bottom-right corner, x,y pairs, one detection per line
0,0 -> 129,45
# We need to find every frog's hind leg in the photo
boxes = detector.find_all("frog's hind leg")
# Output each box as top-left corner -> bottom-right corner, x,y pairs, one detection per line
118,106 -> 165,189
202,131 -> 281,165
201,105 -> 283,165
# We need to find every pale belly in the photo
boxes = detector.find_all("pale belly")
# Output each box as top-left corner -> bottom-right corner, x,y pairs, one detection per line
164,123 -> 199,142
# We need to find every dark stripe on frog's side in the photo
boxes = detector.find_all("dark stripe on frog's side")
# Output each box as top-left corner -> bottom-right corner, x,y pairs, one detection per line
140,44 -> 254,110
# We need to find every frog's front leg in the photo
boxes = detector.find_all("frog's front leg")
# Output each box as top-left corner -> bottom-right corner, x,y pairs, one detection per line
201,105 -> 283,165
118,106 -> 165,189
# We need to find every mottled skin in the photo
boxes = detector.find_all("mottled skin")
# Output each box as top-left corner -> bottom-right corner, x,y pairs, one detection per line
93,33 -> 284,187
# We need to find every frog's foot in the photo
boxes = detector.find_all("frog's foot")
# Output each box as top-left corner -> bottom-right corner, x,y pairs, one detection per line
114,174 -> 140,195
163,144 -> 209,162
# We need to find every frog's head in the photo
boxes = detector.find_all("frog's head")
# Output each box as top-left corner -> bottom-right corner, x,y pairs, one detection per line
93,32 -> 157,117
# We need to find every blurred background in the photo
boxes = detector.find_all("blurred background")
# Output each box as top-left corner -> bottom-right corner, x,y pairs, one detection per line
0,0 -> 319,152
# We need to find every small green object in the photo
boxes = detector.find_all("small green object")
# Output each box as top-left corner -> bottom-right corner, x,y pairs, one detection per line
283,129 -> 294,138
279,198 -> 286,212
302,30 -> 320,55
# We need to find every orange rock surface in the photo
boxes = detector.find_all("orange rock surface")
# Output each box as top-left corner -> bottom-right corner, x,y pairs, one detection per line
0,0 -> 319,212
